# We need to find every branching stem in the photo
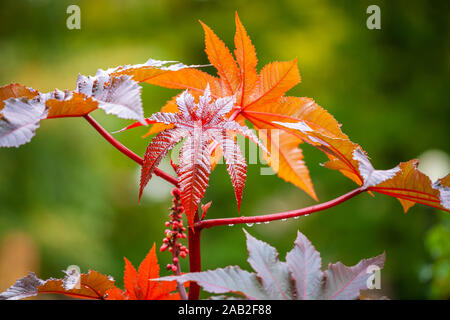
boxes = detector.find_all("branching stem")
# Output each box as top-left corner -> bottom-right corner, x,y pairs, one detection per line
83,114 -> 178,186
84,114 -> 365,301
196,187 -> 365,230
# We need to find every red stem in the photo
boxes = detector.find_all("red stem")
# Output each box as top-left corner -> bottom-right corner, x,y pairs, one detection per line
172,250 -> 188,300
187,210 -> 202,300
196,187 -> 365,230
83,115 -> 178,187
229,108 -> 241,121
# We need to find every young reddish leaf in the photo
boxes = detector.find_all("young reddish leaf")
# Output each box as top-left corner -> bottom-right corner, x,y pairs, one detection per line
105,244 -> 180,300
200,201 -> 212,220
143,96 -> 179,137
221,136 -> 247,210
140,128 -> 187,201
139,88 -> 263,226
159,229 -> 386,300
178,134 -> 212,226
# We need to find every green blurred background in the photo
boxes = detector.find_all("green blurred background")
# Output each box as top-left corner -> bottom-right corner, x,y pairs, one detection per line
0,0 -> 449,299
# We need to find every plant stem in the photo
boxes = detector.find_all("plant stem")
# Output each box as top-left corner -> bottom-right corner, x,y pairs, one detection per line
187,210 -> 202,300
83,115 -> 178,186
172,251 -> 188,300
196,187 -> 365,229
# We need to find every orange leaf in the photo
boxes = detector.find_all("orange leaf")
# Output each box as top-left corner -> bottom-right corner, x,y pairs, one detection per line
123,257 -> 138,299
0,83 -> 38,110
243,96 -> 346,200
245,59 -> 301,111
38,270 -> 117,300
252,118 -> 316,200
369,161 -> 449,212
200,20 -> 240,95
137,244 -> 160,299
234,12 -> 259,107
146,68 -> 223,96
46,92 -> 98,118
106,244 -> 181,300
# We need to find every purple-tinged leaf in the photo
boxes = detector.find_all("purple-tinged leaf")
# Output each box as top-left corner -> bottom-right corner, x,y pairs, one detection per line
157,230 -> 387,300
157,266 -> 267,300
353,148 -> 400,189
176,90 -> 196,121
0,97 -> 47,148
77,73 -> 145,124
148,112 -> 182,126
244,230 -> 295,300
286,231 -> 323,300
0,272 -> 44,300
196,83 -> 212,119
138,87 -> 258,225
321,253 -> 385,300
222,121 -> 268,154
432,174 -> 450,210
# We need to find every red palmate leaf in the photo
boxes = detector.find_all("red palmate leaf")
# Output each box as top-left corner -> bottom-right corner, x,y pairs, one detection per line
139,86 -> 265,226
105,244 -> 180,300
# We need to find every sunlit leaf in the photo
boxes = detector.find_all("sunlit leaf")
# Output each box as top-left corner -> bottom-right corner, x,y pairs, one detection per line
275,120 -> 450,212
140,88 -> 262,226
105,244 -> 180,300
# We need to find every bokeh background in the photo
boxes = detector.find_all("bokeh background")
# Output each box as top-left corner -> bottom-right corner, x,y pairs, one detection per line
0,0 -> 449,299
